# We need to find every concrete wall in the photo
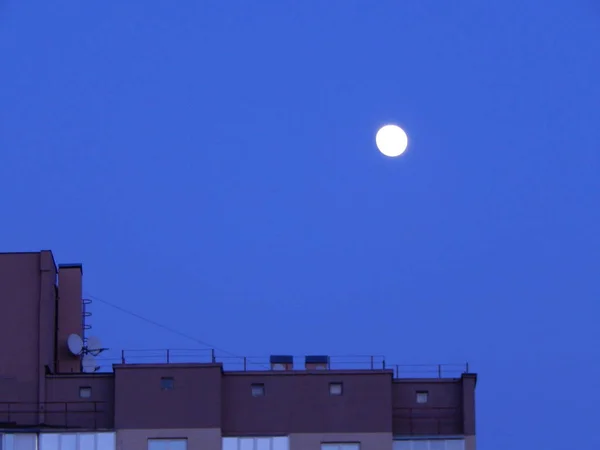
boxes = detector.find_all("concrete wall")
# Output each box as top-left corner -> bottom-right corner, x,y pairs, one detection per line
0,251 -> 57,426
114,364 -> 222,429
392,379 -> 463,435
56,265 -> 84,374
45,374 -> 115,429
222,371 -> 393,435
0,253 -> 45,403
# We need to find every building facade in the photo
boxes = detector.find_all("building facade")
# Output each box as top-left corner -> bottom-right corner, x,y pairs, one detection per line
0,251 -> 477,450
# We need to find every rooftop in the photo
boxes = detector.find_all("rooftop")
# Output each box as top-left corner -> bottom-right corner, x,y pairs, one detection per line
92,349 -> 470,378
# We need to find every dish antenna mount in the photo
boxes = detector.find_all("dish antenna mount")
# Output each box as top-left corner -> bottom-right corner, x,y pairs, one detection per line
81,354 -> 98,373
85,335 -> 107,356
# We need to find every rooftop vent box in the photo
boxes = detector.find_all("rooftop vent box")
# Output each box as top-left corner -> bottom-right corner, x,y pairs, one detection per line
269,355 -> 293,371
305,355 -> 329,370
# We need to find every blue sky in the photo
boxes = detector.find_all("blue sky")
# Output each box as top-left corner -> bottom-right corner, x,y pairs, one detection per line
1,1 -> 599,448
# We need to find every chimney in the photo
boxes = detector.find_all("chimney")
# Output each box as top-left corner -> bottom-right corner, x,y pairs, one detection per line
305,355 -> 329,370
56,264 -> 83,373
269,355 -> 293,371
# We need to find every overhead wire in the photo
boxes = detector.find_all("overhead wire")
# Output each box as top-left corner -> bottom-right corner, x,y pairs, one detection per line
85,293 -> 240,358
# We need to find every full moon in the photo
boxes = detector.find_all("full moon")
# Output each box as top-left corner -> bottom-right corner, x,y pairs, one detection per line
376,124 -> 408,157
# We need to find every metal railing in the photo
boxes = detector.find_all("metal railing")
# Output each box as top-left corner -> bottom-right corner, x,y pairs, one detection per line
390,363 -> 469,379
0,401 -> 108,429
92,349 -> 469,379
393,407 -> 463,435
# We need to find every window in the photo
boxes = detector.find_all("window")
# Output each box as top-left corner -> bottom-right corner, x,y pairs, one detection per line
329,382 -> 343,396
321,444 -> 360,450
96,433 -> 117,450
59,435 -> 76,450
1,434 -> 37,450
79,386 -> 92,398
223,437 -> 289,450
393,439 -> 465,450
38,432 -> 116,450
251,383 -> 265,397
160,377 -> 174,390
148,439 -> 187,450
416,391 -> 428,404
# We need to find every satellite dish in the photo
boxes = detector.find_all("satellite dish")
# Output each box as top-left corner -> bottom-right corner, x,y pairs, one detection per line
86,336 -> 103,353
81,354 -> 96,373
67,334 -> 83,355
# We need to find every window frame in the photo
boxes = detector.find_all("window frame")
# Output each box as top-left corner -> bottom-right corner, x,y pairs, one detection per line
251,383 -> 265,397
223,437 -> 290,450
160,377 -> 175,390
321,443 -> 361,450
147,437 -> 188,450
393,438 -> 466,450
329,382 -> 343,396
79,386 -> 92,398
416,390 -> 429,404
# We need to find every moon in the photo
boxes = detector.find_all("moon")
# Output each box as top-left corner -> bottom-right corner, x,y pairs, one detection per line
376,124 -> 408,157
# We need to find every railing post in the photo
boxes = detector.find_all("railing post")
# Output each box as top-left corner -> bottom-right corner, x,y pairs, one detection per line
243,356 -> 247,371
382,359 -> 386,370
395,365 -> 399,378
121,350 -> 125,364
370,355 -> 374,370
166,349 -> 170,364
466,361 -> 469,373
438,364 -> 442,378
211,349 -> 216,363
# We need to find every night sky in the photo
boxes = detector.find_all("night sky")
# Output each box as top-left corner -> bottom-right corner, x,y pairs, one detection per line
2,2 -> 599,448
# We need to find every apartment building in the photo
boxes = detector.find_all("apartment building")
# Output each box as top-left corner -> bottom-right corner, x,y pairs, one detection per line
0,251 -> 477,450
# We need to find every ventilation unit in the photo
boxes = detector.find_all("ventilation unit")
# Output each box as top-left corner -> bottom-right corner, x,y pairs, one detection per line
305,355 -> 329,370
269,355 -> 293,371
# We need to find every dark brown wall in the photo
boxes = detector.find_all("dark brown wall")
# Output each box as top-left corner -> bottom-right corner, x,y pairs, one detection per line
56,265 -> 83,373
45,374 -> 115,429
0,253 -> 45,406
392,379 -> 463,435
222,370 -> 393,435
114,364 -> 222,429
461,373 -> 477,436
38,251 -> 58,423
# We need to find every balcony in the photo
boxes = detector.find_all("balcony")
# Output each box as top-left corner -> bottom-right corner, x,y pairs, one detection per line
0,401 -> 111,429
95,349 -> 469,378
393,407 -> 463,435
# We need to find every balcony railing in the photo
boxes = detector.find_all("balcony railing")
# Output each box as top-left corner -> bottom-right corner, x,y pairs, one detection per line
393,407 -> 463,435
92,349 -> 469,378
0,402 -> 109,429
